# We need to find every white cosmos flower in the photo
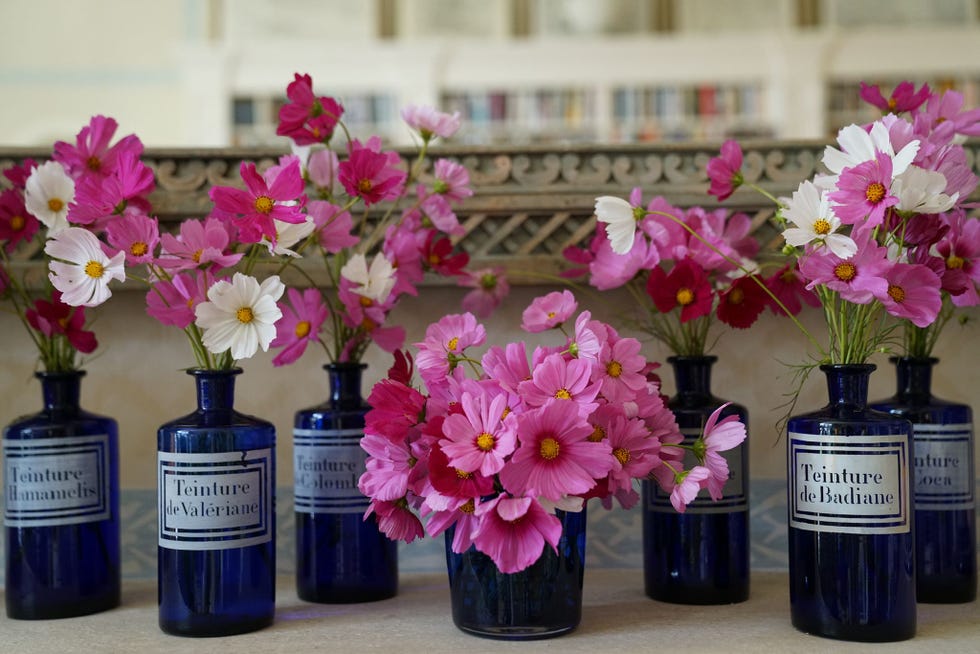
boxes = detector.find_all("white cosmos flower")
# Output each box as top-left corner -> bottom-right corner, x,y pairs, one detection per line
25,161 -> 75,235
340,253 -> 395,304
45,227 -> 126,306
195,273 -> 285,360
822,122 -> 918,179
892,165 -> 958,214
261,216 -> 316,257
782,181 -> 857,259
594,195 -> 637,255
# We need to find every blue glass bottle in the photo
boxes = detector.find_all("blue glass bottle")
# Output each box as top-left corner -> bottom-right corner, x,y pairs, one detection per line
871,357 -> 975,603
294,363 -> 397,603
446,507 -> 586,640
157,368 -> 275,636
787,364 -> 915,641
3,371 -> 120,619
642,355 -> 749,604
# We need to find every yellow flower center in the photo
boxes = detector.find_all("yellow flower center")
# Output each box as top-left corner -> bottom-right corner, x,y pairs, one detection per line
130,241 -> 148,256
295,320 -> 311,338
554,388 -> 572,400
359,296 -> 373,307
865,182 -> 886,204
361,317 -> 377,331
427,253 -> 441,266
887,98 -> 897,111
455,468 -> 472,480
946,255 -> 965,270
780,269 -> 798,283
84,260 -> 104,279
606,361 -> 623,378
547,311 -> 556,319
253,195 -> 274,214
539,437 -> 560,460
10,215 -> 25,231
887,284 -> 906,303
460,499 -> 475,514
588,425 -> 606,442
728,287 -> 745,305
236,307 -> 254,323
613,447 -> 631,465
48,198 -> 64,213
86,156 -> 101,171
676,287 -> 695,306
447,336 -> 459,351
358,179 -> 373,194
192,249 -> 203,263
476,432 -> 495,451
834,262 -> 857,282
813,218 -> 831,235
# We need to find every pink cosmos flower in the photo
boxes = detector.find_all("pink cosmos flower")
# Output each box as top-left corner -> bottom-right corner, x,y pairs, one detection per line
459,266 -> 509,318
0,188 -> 39,251
670,466 -> 712,513
645,259 -> 714,323
521,289 -> 577,332
365,498 -> 424,543
338,139 -> 406,206
431,159 -> 473,203
500,400 -> 612,501
359,432 -> 417,502
425,497 -> 482,554
764,263 -> 821,316
307,149 -> 339,191
381,219 -> 425,298
419,191 -> 463,236
698,403 -> 747,501
3,159 -> 38,189
920,89 -> 980,137
567,311 -> 602,360
276,73 -> 344,145
52,115 -> 143,182
307,200 -> 358,254
209,159 -> 307,244
799,237 -> 890,304
269,287 -> 328,366
602,412 -> 663,495
706,139 -> 744,201
876,262 -> 942,328
518,355 -> 599,416
26,291 -> 97,354
441,390 -> 517,476
936,210 -> 980,307
414,313 -> 486,384
157,217 -> 243,272
401,105 -> 462,141
481,341 -> 531,396
596,337 -> 647,403
859,81 -> 931,114
365,378 -> 426,443
829,152 -> 898,229
66,151 -> 155,227
145,271 -> 211,329
587,231 -> 661,290
471,494 -> 563,574
105,212 -> 159,265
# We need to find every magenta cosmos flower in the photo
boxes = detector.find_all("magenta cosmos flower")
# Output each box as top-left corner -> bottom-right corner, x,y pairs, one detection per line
68,151 -> 155,227
365,377 -> 426,443
0,188 -> 39,252
859,81 -> 931,114
307,200 -> 358,254
145,271 -> 212,329
276,73 -> 344,145
441,389 -> 517,476
645,258 -> 714,323
365,498 -> 424,543
358,432 -> 415,502
209,159 -> 306,244
876,262 -> 942,328
829,152 -> 898,230
500,399 -> 613,502
521,289 -> 577,332
53,115 -> 143,182
471,494 -> 563,574
480,341 -> 531,396
600,411 -> 663,497
799,237 -> 890,304
269,287 -> 328,366
706,139 -> 744,201
338,139 -> 406,206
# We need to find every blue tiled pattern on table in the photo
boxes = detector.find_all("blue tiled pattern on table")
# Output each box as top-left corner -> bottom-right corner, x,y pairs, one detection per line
5,478 -> 977,583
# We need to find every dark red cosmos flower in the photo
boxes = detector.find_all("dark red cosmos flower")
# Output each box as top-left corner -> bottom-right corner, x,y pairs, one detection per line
645,259 -> 713,323
764,263 -> 821,316
422,232 -> 469,276
26,291 -> 97,353
716,275 -> 769,329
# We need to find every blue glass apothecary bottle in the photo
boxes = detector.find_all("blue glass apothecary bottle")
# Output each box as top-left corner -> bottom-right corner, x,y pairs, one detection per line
294,363 -> 397,603
157,368 -> 275,636
788,364 -> 915,641
3,371 -> 120,619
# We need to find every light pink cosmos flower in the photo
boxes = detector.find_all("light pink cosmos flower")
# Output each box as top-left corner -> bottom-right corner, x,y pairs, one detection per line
358,433 -> 415,501
800,236 -> 890,304
307,200 -> 359,254
567,311 -> 601,360
596,337 -> 648,404
698,403 -> 747,501
415,313 -> 487,384
157,217 -> 243,272
431,159 -> 473,203
459,267 -> 509,318
307,149 -> 339,190
419,189 -> 464,236
518,354 -> 599,417
706,139 -> 744,201
876,262 -> 942,328
209,159 -> 307,244
441,389 -> 517,476
587,231 -> 660,290
145,271 -> 211,329
670,466 -> 712,513
521,289 -> 577,332
920,89 -> 980,137
471,494 -> 563,574
270,287 -> 328,366
401,105 -> 462,141
500,399 -> 612,501
52,115 -> 143,182
829,152 -> 898,230
481,341 -> 531,396
105,212 -> 159,265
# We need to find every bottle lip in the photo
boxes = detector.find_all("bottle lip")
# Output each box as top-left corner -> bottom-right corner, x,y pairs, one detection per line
819,363 -> 877,373
185,367 -> 243,377
34,369 -> 87,380
666,355 -> 718,364
323,362 -> 368,372
888,356 -> 940,365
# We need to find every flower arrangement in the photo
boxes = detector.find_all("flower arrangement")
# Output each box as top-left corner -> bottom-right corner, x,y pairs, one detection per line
357,290 -> 746,573
705,80 -> 980,365
564,189 -> 803,356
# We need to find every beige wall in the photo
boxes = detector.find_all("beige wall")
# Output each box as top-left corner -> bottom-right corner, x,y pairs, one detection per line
2,285 -> 977,489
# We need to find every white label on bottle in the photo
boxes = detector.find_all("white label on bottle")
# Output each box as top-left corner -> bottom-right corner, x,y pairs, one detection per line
646,428 -> 748,514
293,428 -> 368,514
913,423 -> 974,510
789,432 -> 910,535
158,448 -> 272,551
3,435 -> 111,527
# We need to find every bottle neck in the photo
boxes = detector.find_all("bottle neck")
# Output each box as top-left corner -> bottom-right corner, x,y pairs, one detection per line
190,368 -> 241,412
326,363 -> 366,408
668,355 -> 716,398
822,364 -> 876,409
892,357 -> 935,400
38,371 -> 85,412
